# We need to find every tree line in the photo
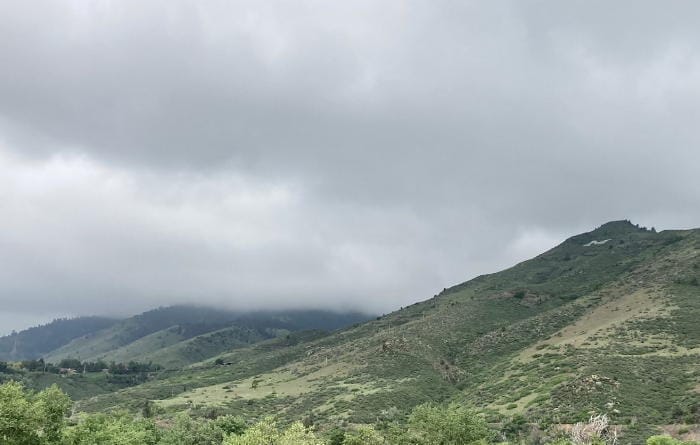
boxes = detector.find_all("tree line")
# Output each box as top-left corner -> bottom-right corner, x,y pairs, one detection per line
1,358 -> 161,374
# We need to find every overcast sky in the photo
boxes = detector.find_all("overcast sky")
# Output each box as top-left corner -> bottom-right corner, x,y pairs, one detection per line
1,1 -> 700,334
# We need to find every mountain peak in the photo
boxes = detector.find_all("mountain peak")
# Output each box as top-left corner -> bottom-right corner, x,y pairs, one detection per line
596,219 -> 637,230
566,219 -> 653,246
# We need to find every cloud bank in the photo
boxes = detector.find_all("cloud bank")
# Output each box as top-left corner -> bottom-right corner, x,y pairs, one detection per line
1,1 -> 699,333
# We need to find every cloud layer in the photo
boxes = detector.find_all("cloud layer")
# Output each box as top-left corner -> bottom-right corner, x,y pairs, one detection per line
1,1 -> 700,333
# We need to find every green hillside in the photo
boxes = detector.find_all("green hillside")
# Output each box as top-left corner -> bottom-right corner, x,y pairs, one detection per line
90,325 -> 198,365
92,312 -> 372,370
43,306 -> 244,363
114,325 -> 274,370
75,221 -> 699,442
0,316 -> 118,361
43,306 -> 371,366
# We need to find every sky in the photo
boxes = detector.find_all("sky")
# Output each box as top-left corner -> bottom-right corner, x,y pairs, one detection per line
1,1 -> 700,334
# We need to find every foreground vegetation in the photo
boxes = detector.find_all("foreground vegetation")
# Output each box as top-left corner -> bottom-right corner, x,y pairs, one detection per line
3,381 -> 697,445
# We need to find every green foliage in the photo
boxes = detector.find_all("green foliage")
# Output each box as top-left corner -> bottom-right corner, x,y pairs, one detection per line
644,436 -> 698,445
58,358 -> 83,369
63,412 -> 158,445
501,414 -> 528,441
222,418 -> 321,445
212,415 -> 247,437
343,425 -> 386,445
152,413 -> 243,445
157,413 -> 225,445
326,429 -> 345,445
0,381 -> 70,445
407,402 -> 492,445
35,384 -> 72,443
0,379 -> 695,445
645,436 -> 700,445
0,380 -> 40,445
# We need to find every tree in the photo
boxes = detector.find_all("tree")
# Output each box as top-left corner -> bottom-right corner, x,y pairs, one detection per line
327,429 -> 345,445
35,384 -> 71,444
0,380 -> 40,445
62,412 -> 158,445
223,417 -> 278,445
19,359 -> 44,372
343,425 -> 386,445
278,422 -> 322,445
0,381 -> 71,445
58,358 -> 82,370
407,402 -> 492,445
501,413 -> 528,441
157,413 -> 233,445
212,415 -> 247,436
223,418 -> 321,445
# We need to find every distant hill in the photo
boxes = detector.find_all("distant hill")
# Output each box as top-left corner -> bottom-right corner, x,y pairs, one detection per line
78,221 -> 700,442
43,306 -> 246,363
138,311 -> 373,369
0,317 -> 118,361
43,306 -> 371,365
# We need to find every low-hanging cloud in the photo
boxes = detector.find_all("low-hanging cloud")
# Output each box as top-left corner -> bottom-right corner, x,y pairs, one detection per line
1,0 -> 699,333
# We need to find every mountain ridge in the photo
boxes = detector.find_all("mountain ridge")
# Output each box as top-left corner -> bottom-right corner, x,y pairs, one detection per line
2,221 -> 697,444
0,316 -> 119,362
72,221 -> 699,443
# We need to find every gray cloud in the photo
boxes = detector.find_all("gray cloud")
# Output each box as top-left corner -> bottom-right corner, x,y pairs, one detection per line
1,1 -> 699,334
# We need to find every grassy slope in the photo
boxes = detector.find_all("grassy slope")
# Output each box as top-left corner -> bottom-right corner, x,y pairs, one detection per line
126,325 -> 278,370
92,326 -> 191,364
0,317 -> 118,361
44,306 -> 242,363
77,222 -> 700,442
44,308 -> 371,365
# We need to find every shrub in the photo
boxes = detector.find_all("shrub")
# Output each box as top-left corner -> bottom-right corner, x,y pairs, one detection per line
647,436 -> 681,445
157,413 -> 225,445
407,402 -> 492,445
343,425 -> 386,445
223,418 -> 321,445
63,412 -> 157,445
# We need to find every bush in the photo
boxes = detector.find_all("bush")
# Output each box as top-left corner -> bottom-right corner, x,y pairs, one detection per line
647,436 -> 681,445
157,413 -> 225,445
407,402 -> 492,445
63,412 -> 158,445
222,418 -> 320,445
343,425 -> 386,445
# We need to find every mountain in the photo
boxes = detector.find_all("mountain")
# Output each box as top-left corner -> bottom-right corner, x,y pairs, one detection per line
43,306 -> 371,366
0,316 -> 119,361
77,221 -> 699,442
42,306 -> 242,363
116,311 -> 371,369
